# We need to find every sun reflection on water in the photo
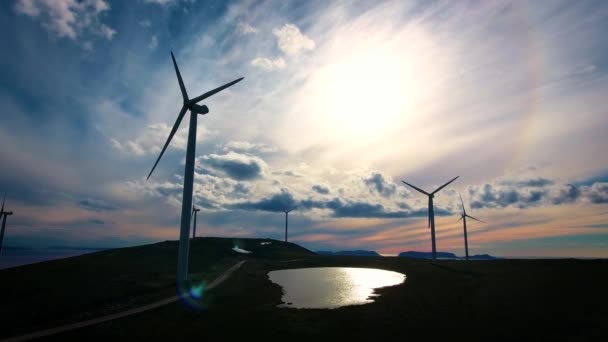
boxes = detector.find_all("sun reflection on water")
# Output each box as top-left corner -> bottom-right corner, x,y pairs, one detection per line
269,267 -> 406,309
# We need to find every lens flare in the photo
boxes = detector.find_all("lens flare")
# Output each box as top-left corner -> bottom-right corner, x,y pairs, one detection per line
177,279 -> 209,310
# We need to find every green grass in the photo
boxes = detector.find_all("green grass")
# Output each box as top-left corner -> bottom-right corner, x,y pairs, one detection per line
1,238 -> 607,341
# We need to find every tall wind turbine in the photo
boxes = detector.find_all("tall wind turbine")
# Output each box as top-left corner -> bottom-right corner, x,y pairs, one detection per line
401,176 -> 459,262
147,51 -> 243,286
457,193 -> 485,261
0,196 -> 13,256
191,206 -> 200,239
284,206 -> 297,243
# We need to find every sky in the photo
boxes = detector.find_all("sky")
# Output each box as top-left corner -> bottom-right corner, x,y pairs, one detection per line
1,0 -> 607,258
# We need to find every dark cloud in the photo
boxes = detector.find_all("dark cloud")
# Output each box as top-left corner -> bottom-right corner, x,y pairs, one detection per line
552,185 -> 581,205
312,185 -> 330,194
588,183 -> 608,203
228,189 -> 297,212
469,184 -> 548,209
279,196 -> 450,219
364,172 -> 396,198
201,152 -> 265,180
78,198 -> 117,212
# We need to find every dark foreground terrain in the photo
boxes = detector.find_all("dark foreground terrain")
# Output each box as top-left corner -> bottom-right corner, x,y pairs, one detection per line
1,237 -> 606,341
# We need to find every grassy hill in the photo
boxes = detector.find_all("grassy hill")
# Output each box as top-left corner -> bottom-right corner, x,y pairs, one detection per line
1,238 -> 607,341
0,237 -> 314,337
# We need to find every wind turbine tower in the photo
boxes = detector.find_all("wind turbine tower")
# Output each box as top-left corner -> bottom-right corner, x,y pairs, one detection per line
401,176 -> 459,262
457,193 -> 485,261
0,195 -> 13,256
284,206 -> 297,243
147,51 -> 243,287
191,206 -> 200,239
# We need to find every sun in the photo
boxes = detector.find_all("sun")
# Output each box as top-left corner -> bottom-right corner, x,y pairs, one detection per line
309,44 -> 420,143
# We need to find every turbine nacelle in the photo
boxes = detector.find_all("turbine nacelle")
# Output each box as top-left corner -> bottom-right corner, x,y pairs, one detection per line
190,104 -> 209,115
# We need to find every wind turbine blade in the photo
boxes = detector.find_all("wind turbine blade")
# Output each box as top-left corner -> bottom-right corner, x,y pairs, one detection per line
458,192 -> 466,215
171,51 -> 188,102
431,176 -> 459,195
287,206 -> 297,213
466,215 -> 485,223
147,105 -> 188,180
401,181 -> 430,195
0,193 -> 5,215
457,216 -> 463,222
189,77 -> 244,104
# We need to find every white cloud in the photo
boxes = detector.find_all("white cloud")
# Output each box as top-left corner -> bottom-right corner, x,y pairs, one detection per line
223,141 -> 277,153
99,24 -> 116,40
272,23 -> 315,56
149,35 -> 158,50
111,122 -> 213,157
237,22 -> 258,35
251,57 -> 286,71
15,0 -> 116,41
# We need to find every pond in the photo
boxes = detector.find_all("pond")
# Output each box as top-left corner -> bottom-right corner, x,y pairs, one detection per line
268,267 -> 406,309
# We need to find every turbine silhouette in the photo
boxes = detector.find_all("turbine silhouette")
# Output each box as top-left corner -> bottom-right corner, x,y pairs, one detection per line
456,193 -> 485,261
284,206 -> 297,243
191,206 -> 200,239
0,195 -> 14,257
147,51 -> 243,286
401,176 -> 459,262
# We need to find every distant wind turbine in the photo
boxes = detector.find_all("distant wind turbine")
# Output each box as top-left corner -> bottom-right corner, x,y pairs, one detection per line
401,176 -> 459,262
0,195 -> 14,256
147,51 -> 243,286
191,206 -> 200,239
456,193 -> 485,261
284,206 -> 297,243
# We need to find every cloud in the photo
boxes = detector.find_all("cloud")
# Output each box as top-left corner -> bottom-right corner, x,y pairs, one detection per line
500,178 -> 554,187
200,152 -> 267,180
222,141 -> 276,154
272,23 -> 315,56
78,198 -> 117,212
312,185 -> 330,195
237,22 -> 258,35
552,185 -> 581,205
364,172 -> 397,198
229,188 -> 297,212
15,0 -> 116,41
111,122 -> 211,156
468,178 -> 608,209
149,35 -> 158,50
588,183 -> 608,204
251,57 -> 286,71
99,24 -> 116,40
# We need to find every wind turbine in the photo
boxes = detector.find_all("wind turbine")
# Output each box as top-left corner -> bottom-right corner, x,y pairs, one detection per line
147,51 -> 243,286
191,206 -> 200,239
457,193 -> 485,261
401,176 -> 459,262
284,206 -> 297,243
0,195 -> 14,256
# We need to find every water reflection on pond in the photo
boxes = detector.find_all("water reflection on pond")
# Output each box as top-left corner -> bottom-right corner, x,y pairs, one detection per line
268,267 -> 406,309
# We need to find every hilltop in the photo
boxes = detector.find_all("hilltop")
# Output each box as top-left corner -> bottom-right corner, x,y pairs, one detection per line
0,238 -> 606,341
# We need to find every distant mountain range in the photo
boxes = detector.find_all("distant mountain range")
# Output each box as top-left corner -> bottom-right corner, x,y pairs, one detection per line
398,251 -> 497,260
316,250 -> 381,257
315,250 -> 497,259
